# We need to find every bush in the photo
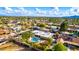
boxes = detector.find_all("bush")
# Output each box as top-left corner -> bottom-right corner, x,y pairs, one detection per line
47,38 -> 53,45
53,42 -> 67,51
21,31 -> 34,42
46,49 -> 53,51
37,23 -> 46,27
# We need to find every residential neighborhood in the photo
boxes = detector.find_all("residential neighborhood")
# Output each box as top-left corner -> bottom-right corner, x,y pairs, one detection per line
0,16 -> 79,51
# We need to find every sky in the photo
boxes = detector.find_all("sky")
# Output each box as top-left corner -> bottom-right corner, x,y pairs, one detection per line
0,0 -> 79,17
0,7 -> 79,17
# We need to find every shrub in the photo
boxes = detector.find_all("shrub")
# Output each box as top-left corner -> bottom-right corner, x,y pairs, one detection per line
53,42 -> 67,51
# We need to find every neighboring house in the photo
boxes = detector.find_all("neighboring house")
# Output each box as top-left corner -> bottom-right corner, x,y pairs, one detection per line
51,26 -> 59,33
72,38 -> 79,44
33,26 -> 40,30
32,30 -> 54,38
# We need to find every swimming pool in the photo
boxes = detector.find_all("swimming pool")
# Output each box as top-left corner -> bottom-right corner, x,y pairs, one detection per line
31,37 -> 40,42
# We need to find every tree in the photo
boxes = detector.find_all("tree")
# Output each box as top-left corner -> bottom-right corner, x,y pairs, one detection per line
74,31 -> 79,37
60,20 -> 68,31
37,23 -> 46,27
53,42 -> 67,51
47,38 -> 53,45
43,38 -> 53,51
21,31 -> 34,42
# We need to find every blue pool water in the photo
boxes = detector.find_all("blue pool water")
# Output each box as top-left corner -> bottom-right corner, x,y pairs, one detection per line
32,37 -> 40,42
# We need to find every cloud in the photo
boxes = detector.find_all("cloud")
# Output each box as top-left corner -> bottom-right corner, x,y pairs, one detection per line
61,7 -> 79,16
14,7 -> 33,15
35,8 -> 47,16
71,7 -> 79,15
48,7 -> 63,17
35,7 -> 79,17
49,7 -> 79,17
4,7 -> 13,14
3,7 -> 33,16
35,7 -> 62,17
5,7 -> 13,11
1,7 -> 79,17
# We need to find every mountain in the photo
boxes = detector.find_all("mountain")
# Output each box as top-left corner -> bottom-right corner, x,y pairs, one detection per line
63,15 -> 79,18
0,14 -> 79,18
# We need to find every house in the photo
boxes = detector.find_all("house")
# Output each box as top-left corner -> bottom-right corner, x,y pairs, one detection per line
76,28 -> 79,32
0,28 -> 10,35
72,38 -> 79,44
51,26 -> 59,32
33,26 -> 40,30
61,32 -> 70,35
11,26 -> 22,32
32,30 -> 54,38
57,37 -> 64,43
